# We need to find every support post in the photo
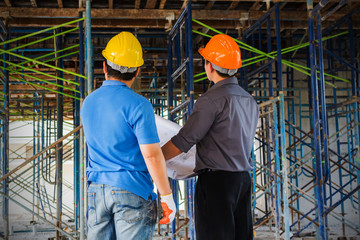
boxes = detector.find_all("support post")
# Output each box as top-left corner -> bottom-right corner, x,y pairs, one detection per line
2,21 -> 9,240
79,10 -> 86,240
275,4 -> 291,239
85,0 -> 93,93
348,14 -> 360,227
55,28 -> 64,240
307,1 -> 327,239
74,11 -> 85,234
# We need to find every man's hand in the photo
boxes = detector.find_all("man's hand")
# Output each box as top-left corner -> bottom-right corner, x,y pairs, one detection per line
159,193 -> 176,224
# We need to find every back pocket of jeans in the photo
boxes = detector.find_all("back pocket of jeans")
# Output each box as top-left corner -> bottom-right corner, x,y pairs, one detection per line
112,190 -> 144,223
87,192 -> 97,225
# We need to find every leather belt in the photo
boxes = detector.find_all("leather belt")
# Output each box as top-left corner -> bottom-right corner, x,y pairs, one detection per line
196,168 -> 220,174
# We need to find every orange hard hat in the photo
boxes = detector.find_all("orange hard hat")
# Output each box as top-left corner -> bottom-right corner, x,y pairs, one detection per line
198,34 -> 242,69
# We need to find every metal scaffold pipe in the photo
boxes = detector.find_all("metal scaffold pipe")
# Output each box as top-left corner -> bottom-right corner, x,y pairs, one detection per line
85,0 -> 93,93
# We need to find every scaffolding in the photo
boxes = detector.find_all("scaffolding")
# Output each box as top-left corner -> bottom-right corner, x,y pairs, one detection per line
0,5 -> 90,238
163,1 -> 360,239
0,0 -> 359,240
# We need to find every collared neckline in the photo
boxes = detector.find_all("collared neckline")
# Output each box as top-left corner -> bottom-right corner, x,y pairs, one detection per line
102,80 -> 128,87
209,77 -> 238,91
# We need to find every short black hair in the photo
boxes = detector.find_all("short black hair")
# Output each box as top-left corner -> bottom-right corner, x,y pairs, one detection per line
205,60 -> 235,78
106,62 -> 138,81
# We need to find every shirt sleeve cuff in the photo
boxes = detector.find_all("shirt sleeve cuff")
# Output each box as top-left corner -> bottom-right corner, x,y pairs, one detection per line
171,134 -> 193,153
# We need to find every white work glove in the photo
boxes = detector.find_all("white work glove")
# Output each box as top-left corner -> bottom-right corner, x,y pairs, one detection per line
159,192 -> 176,224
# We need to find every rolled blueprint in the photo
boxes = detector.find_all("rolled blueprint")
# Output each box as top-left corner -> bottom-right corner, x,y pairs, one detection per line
155,114 -> 196,180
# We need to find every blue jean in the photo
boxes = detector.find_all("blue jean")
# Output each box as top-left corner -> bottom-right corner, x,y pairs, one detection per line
87,182 -> 157,240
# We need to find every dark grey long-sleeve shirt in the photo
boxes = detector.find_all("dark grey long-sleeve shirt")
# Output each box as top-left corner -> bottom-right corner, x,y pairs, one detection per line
171,77 -> 259,173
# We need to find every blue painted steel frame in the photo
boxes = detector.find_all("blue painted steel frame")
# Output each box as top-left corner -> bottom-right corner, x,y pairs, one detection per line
243,4 -> 290,238
86,0 -> 93,93
2,20 -> 9,239
167,2 -> 195,239
307,1 -> 327,238
73,12 -> 85,232
55,27 -> 64,240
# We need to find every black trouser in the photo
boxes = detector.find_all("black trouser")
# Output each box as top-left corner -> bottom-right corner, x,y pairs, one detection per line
195,171 -> 253,240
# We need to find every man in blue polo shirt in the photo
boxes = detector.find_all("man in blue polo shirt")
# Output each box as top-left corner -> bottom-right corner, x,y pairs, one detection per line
81,32 -> 176,240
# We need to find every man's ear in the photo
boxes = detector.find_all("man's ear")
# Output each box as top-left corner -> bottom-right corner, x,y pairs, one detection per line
103,61 -> 107,74
208,62 -> 215,73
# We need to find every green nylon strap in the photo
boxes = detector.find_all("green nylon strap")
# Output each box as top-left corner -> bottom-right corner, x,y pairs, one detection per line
7,45 -> 79,71
0,29 -> 86,79
10,75 -> 80,100
191,18 -> 349,86
0,18 -> 85,47
3,67 -> 80,93
0,58 -> 80,86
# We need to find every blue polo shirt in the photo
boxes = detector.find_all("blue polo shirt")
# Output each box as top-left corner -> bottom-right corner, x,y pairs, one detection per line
80,80 -> 160,200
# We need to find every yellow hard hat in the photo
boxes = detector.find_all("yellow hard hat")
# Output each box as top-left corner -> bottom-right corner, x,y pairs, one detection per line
102,32 -> 144,69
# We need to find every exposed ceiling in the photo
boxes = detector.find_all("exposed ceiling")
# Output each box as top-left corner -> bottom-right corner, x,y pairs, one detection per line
0,0 -> 359,119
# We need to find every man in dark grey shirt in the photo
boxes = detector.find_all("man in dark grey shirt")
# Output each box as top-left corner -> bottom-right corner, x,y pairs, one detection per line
162,34 -> 259,240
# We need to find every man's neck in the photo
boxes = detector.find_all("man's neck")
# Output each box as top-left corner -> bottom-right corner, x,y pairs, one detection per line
212,76 -> 228,84
105,76 -> 134,88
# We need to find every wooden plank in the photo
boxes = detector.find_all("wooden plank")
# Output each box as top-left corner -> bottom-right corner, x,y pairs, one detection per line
181,0 -> 188,10
145,0 -> 157,9
4,0 -> 11,7
159,0 -> 166,9
57,0 -> 63,8
1,7 -> 357,22
194,28 -> 210,45
135,0 -> 141,9
9,17 -> 359,30
227,2 -> 238,10
30,0 -> 37,8
109,0 -> 113,9
250,1 -> 262,11
205,1 -> 215,10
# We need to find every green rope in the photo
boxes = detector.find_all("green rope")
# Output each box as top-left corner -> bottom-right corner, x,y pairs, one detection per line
283,60 -> 349,85
6,44 -> 79,70
3,27 -> 79,54
0,29 -> 86,79
24,51 -> 80,72
191,18 -> 350,87
0,58 -> 80,86
3,67 -> 80,93
194,76 -> 208,83
0,18 -> 85,47
194,72 -> 206,78
10,75 -> 80,100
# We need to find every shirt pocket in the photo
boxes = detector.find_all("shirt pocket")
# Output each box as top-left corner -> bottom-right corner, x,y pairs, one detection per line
111,190 -> 144,223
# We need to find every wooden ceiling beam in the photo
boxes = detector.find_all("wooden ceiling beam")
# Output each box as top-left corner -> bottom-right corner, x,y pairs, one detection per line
192,0 -> 321,2
135,0 -> 141,9
227,2 -> 238,10
145,0 -> 157,9
57,0 -> 63,8
181,0 -> 188,10
1,7 -> 355,21
30,0 -> 38,8
159,0 -> 167,9
7,17 -> 360,30
4,0 -> 12,7
205,1 -> 215,10
250,1 -> 263,11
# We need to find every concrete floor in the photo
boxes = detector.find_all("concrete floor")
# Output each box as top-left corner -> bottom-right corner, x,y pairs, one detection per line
2,216 -> 360,239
